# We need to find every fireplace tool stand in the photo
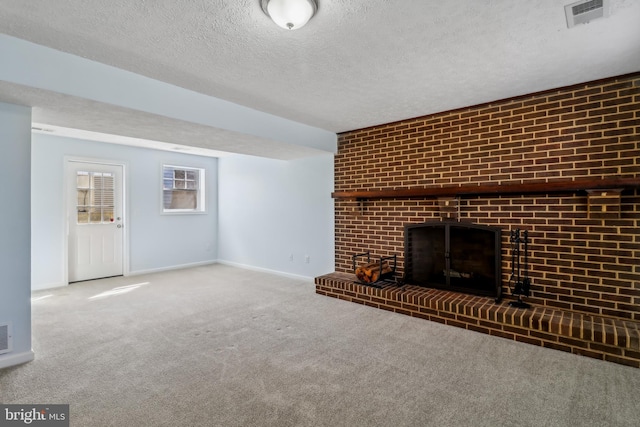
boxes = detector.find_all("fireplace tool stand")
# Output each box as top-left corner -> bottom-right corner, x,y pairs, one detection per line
509,229 -> 531,309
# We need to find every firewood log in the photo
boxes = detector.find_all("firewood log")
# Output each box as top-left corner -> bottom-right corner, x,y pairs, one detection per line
355,267 -> 370,283
355,261 -> 391,283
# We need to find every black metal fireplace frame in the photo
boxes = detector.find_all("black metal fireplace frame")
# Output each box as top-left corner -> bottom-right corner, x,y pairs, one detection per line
404,221 -> 502,301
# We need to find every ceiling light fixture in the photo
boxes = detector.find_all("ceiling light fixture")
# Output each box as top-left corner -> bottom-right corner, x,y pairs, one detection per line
260,0 -> 318,30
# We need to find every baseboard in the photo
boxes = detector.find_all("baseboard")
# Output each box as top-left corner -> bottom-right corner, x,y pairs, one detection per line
216,260 -> 314,282
128,260 -> 217,276
0,350 -> 34,370
31,281 -> 67,292
33,260 -> 314,286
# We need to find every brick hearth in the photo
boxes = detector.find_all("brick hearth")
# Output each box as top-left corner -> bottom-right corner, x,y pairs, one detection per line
316,273 -> 640,368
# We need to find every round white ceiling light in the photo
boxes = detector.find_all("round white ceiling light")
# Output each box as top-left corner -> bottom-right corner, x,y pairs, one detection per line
260,0 -> 318,30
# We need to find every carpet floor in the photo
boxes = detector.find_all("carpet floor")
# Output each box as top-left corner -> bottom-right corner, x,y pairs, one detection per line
1,264 -> 639,426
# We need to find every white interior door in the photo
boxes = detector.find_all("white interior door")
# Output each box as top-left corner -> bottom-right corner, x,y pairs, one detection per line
68,161 -> 124,282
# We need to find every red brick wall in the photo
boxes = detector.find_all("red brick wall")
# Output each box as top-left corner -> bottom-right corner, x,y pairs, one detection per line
334,73 -> 640,321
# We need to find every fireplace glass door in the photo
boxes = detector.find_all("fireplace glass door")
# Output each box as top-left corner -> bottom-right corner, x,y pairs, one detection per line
404,221 -> 501,299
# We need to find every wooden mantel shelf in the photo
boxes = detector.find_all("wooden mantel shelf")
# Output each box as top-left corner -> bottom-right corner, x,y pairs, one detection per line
331,177 -> 640,200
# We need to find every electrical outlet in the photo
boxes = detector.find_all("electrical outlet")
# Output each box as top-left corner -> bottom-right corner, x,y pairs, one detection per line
305,255 -> 310,264
289,254 -> 294,262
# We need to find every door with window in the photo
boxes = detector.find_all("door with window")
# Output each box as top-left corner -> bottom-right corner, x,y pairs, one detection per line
68,161 -> 124,282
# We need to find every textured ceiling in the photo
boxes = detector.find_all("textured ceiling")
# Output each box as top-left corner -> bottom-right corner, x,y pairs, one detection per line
1,0 -> 639,156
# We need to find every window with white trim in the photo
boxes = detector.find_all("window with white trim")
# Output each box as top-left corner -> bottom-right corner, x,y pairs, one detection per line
162,165 -> 205,213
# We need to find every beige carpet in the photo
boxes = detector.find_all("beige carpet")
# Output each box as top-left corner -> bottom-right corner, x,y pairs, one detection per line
1,264 -> 639,426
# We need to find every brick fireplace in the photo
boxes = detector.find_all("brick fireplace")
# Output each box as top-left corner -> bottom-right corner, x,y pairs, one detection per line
315,73 -> 640,367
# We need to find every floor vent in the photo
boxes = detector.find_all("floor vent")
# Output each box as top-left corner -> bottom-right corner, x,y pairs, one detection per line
0,323 -> 12,355
565,0 -> 609,28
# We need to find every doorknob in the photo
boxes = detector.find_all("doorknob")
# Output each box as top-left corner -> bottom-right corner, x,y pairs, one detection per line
117,224 -> 123,229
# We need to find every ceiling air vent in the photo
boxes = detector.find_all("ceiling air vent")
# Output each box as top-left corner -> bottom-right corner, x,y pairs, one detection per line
565,0 -> 609,28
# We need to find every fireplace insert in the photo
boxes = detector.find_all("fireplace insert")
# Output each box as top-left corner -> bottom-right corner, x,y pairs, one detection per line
404,221 -> 502,301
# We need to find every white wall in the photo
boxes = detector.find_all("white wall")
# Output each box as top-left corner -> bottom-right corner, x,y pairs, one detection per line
0,102 -> 34,368
218,154 -> 334,280
31,134 -> 218,290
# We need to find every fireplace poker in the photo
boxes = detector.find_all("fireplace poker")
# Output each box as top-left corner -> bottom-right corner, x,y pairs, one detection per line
509,229 -> 531,309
